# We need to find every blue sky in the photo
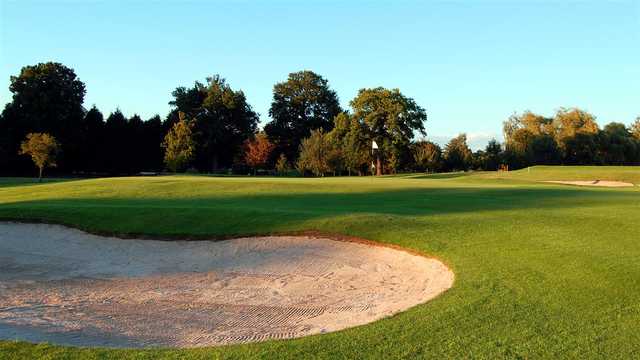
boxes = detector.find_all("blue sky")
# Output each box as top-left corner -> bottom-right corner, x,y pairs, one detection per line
1,0 -> 639,149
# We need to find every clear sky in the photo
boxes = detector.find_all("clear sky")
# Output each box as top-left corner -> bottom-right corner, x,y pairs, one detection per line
1,0 -> 639,149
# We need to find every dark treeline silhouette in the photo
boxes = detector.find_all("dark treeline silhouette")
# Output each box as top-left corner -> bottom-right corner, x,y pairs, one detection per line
1,62 -> 639,177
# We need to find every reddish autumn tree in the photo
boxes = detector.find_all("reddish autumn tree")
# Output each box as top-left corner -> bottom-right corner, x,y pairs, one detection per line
244,132 -> 275,174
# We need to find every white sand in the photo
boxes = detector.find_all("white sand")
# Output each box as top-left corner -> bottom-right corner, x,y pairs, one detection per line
544,180 -> 634,188
0,222 -> 453,348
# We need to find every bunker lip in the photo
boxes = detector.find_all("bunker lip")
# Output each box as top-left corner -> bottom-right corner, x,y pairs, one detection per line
0,222 -> 454,349
543,180 -> 635,188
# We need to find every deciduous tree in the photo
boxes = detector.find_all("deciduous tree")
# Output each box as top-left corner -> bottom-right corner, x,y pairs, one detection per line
297,129 -> 333,176
444,134 -> 472,171
412,141 -> 442,173
328,112 -> 369,176
350,87 -> 427,174
169,76 -> 258,171
244,133 -> 275,174
265,71 -> 342,162
162,113 -> 195,172
631,116 -> 640,140
1,62 -> 85,173
19,132 -> 59,181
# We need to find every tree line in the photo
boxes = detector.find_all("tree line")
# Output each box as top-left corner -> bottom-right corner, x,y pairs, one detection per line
1,62 -> 639,178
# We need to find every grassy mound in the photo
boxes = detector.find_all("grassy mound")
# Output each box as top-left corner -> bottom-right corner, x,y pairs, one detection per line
474,165 -> 640,184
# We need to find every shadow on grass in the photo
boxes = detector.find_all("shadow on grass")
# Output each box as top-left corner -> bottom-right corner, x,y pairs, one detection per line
402,172 -> 471,180
0,185 -> 633,238
0,177 -> 76,189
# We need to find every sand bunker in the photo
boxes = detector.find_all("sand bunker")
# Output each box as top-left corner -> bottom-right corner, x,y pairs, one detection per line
0,222 -> 453,348
544,180 -> 635,188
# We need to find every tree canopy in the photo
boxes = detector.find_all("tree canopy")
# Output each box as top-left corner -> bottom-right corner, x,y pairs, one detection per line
297,129 -> 335,176
412,140 -> 442,173
244,133 -> 275,172
444,134 -> 472,171
169,75 -> 259,171
162,113 -> 195,172
350,87 -> 426,173
19,132 -> 59,181
265,71 -> 342,162
1,62 -> 86,173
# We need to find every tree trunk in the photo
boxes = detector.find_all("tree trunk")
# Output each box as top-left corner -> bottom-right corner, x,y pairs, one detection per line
211,154 -> 219,172
376,155 -> 382,176
38,167 -> 43,182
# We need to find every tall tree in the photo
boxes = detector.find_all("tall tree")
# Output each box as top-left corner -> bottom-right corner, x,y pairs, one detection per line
350,87 -> 427,174
264,71 -> 342,162
19,133 -> 59,181
103,110 -> 129,174
141,115 -> 165,172
169,76 -> 258,171
444,134 -> 473,171
0,62 -> 86,174
162,113 -> 195,172
81,105 -> 105,173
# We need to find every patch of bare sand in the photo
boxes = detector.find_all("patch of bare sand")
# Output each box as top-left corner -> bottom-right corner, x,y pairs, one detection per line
0,222 -> 453,348
544,180 -> 635,188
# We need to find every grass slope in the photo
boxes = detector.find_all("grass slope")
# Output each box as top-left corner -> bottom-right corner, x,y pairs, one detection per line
1,166 -> 639,359
474,165 -> 640,184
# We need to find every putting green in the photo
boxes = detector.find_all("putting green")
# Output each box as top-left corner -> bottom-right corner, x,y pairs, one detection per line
0,166 -> 638,359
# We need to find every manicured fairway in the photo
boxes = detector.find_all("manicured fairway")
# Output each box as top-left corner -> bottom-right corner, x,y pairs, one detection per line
1,167 -> 639,359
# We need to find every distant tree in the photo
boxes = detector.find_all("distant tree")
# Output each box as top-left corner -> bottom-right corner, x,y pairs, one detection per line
503,114 -> 560,168
169,75 -> 258,171
484,139 -> 502,170
529,134 -> 561,165
297,129 -> 333,176
350,87 -> 427,174
244,132 -> 275,174
564,132 -> 601,165
127,114 -> 145,173
444,134 -> 473,171
19,133 -> 59,181
1,62 -> 86,173
103,109 -> 129,174
81,105 -> 105,173
599,122 -> 638,164
328,112 -> 369,176
553,108 -> 599,154
412,141 -> 442,173
141,115 -> 165,172
162,113 -> 195,172
631,116 -> 640,140
275,153 -> 290,176
264,71 -> 342,162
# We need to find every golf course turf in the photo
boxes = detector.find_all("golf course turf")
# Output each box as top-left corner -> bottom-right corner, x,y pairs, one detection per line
1,166 -> 638,359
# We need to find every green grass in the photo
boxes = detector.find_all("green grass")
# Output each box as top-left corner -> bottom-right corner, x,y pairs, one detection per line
1,166 -> 639,359
474,165 -> 640,184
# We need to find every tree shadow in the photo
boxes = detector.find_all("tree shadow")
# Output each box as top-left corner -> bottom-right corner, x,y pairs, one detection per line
0,185 -> 633,238
402,172 -> 471,180
0,177 -> 76,189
